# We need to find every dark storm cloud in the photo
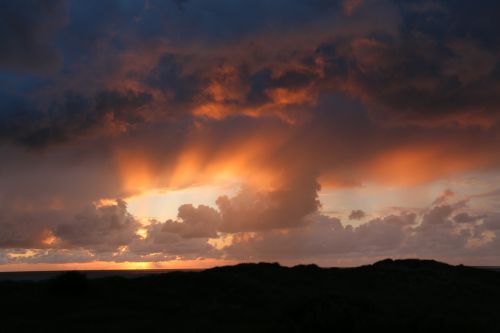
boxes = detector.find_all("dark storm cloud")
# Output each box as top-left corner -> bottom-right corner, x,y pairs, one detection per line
144,0 -> 343,44
204,0 -> 500,126
1,0 -> 393,147
0,89 -> 152,148
147,53 -> 206,106
335,1 -> 500,125
2,0 -> 499,148
0,0 -> 67,73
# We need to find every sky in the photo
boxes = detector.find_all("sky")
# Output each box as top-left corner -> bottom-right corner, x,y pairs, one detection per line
1,0 -> 500,271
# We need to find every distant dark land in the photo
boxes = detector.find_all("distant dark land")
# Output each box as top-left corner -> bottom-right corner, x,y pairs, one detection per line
1,259 -> 499,332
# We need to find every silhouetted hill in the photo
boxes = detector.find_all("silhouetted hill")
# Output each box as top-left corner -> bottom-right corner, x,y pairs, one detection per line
0,259 -> 499,332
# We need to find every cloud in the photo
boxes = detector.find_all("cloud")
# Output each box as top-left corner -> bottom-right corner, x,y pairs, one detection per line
127,220 -> 218,260
0,210 -> 63,249
443,39 -> 497,85
0,189 -> 500,265
159,204 -> 221,238
482,215 -> 500,231
223,200 -> 498,263
0,0 -> 67,74
55,199 -> 141,252
217,174 -> 321,232
453,212 -> 484,224
2,0 -> 500,145
342,0 -> 364,15
224,212 -> 416,261
0,90 -> 152,148
348,209 -> 366,220
1,0 -> 500,267
472,188 -> 500,199
432,190 -> 455,206
222,191 -> 498,263
0,199 -> 222,262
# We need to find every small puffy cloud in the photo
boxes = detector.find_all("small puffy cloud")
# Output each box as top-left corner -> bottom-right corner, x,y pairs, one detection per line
432,190 -> 455,206
421,205 -> 454,226
453,212 -> 484,224
349,209 -> 366,220
160,204 -> 221,238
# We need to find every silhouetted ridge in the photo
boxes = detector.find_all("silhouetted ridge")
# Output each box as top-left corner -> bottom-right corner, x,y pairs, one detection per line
372,258 -> 452,270
0,259 -> 499,332
47,271 -> 88,297
207,261 -> 283,273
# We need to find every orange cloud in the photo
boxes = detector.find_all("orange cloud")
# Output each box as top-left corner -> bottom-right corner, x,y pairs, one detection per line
363,144 -> 495,186
112,124 -> 288,197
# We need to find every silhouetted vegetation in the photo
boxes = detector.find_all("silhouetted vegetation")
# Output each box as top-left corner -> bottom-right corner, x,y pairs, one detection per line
0,259 -> 499,332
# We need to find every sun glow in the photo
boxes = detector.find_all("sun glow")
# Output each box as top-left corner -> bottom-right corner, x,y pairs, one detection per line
126,184 -> 240,221
0,259 -> 239,272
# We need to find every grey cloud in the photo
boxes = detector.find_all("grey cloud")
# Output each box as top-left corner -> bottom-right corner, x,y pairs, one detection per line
349,209 -> 366,220
0,210 -> 63,249
160,204 -> 221,238
453,212 -> 485,224
421,205 -> 453,226
432,189 -> 454,206
223,202 -> 500,263
217,174 -> 321,232
224,212 -> 416,261
480,214 -> 500,231
128,221 -> 217,259
55,199 -> 141,252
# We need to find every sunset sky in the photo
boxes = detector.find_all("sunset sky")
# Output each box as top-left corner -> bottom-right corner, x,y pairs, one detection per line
1,0 -> 500,271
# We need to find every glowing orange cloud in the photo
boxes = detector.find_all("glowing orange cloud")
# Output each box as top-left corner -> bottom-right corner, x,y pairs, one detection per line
113,128 -> 288,199
114,150 -> 155,195
363,144 -> 494,186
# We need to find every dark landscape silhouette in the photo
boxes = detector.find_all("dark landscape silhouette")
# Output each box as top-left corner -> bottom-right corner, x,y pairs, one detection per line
1,259 -> 499,332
